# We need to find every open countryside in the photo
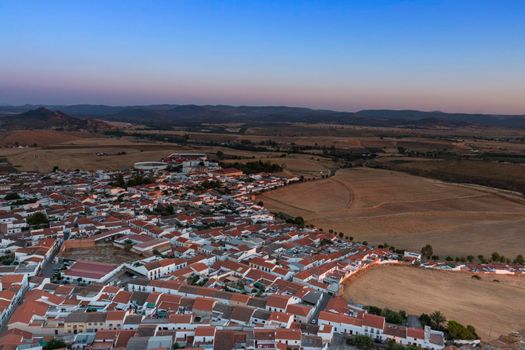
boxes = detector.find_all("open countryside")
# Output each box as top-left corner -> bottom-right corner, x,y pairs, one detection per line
342,264 -> 525,340
258,167 -> 525,258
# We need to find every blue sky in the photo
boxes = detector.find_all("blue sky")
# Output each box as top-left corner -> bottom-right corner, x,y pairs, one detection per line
0,0 -> 524,113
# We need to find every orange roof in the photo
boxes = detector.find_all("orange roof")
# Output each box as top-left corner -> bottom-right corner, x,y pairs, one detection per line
318,324 -> 333,333
106,310 -> 126,321
112,291 -> 132,304
192,297 -> 216,312
195,326 -> 216,337
407,327 -> 425,340
0,274 -> 25,288
168,314 -> 193,323
275,328 -> 301,340
267,294 -> 290,309
229,293 -> 251,304
268,311 -> 293,323
9,300 -> 48,325
286,303 -> 312,317
363,313 -> 385,330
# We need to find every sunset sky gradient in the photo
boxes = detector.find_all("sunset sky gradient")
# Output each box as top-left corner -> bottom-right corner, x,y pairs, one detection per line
1,0 -> 524,114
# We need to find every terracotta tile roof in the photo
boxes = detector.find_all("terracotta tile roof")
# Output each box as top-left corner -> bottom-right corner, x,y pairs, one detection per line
192,297 -> 216,312
195,325 -> 216,337
363,313 -> 385,329
275,328 -> 301,340
267,294 -> 291,309
407,327 -> 425,340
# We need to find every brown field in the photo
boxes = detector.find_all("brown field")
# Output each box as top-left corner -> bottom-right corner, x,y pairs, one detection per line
0,132 -> 337,177
222,154 -> 337,179
0,130 -> 91,147
0,137 -> 179,172
258,167 -> 525,257
342,264 -> 525,339
131,125 -> 525,159
133,128 -> 469,152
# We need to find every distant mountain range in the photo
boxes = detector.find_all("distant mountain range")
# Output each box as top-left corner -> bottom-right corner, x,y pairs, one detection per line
0,104 -> 524,129
0,107 -> 109,131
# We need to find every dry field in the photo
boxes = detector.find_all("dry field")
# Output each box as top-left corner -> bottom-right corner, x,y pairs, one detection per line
0,137 -> 179,172
258,167 -> 525,257
0,132 -> 337,177
222,155 -> 336,179
0,130 -> 91,147
342,264 -> 525,339
134,128 -> 466,152
134,126 -> 525,157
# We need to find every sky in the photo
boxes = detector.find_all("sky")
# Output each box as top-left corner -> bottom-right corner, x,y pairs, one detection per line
0,0 -> 524,114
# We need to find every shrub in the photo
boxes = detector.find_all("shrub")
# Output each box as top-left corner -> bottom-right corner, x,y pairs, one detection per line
347,335 -> 374,350
446,320 -> 478,340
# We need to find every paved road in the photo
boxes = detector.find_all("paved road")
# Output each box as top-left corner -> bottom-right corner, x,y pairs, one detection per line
41,239 -> 64,278
310,292 -> 331,324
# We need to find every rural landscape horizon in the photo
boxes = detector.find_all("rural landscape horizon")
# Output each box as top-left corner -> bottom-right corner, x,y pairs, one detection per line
0,1 -> 524,350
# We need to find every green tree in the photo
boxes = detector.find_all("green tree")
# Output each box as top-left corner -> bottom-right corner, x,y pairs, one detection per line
349,335 -> 374,350
382,308 -> 406,325
421,244 -> 433,259
430,311 -> 446,330
294,216 -> 305,227
113,174 -> 126,188
447,320 -> 478,340
419,313 -> 432,327
366,305 -> 382,315
27,212 -> 49,227
44,338 -> 67,350
4,193 -> 21,200
513,254 -> 524,265
0,253 -> 15,265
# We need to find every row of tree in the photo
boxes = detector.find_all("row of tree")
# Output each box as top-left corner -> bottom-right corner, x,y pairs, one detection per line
222,160 -> 283,174
111,173 -> 154,189
421,244 -> 524,265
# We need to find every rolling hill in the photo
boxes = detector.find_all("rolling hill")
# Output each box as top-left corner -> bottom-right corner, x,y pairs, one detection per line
0,107 -> 109,131
0,104 -> 524,128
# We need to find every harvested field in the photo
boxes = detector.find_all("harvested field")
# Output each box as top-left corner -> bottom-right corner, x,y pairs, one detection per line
342,264 -> 525,339
258,167 -> 525,257
0,130 -> 90,147
0,133 -> 337,177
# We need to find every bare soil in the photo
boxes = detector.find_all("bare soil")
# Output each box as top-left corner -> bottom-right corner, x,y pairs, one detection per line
342,264 -> 525,339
